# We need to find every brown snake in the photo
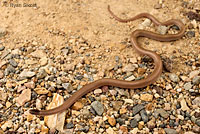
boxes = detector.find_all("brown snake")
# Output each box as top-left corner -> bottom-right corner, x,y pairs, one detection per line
30,5 -> 185,116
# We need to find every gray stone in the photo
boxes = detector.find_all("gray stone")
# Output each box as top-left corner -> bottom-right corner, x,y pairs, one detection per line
5,65 -> 15,75
19,70 -> 36,79
140,110 -> 149,123
169,73 -> 179,82
66,122 -> 74,129
37,69 -> 47,79
0,27 -> 7,37
157,25 -> 168,35
164,128 -> 178,134
130,119 -> 138,128
91,101 -> 104,116
0,46 -> 5,51
196,119 -> 200,127
132,104 -> 145,115
186,31 -> 195,38
9,59 -> 18,67
155,108 -> 169,118
62,83 -> 73,93
1,50 -> 10,59
192,76 -> 200,85
192,97 -> 200,107
184,82 -> 192,90
134,114 -> 141,122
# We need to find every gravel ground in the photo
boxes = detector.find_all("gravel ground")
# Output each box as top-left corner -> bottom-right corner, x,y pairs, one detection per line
0,0 -> 200,134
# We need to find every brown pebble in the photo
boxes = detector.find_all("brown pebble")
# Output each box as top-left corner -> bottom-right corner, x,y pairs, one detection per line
102,86 -> 109,92
162,57 -> 173,72
138,68 -> 146,75
154,86 -> 163,96
187,11 -> 200,21
0,71 -> 4,78
140,94 -> 153,101
120,108 -> 127,114
72,102 -> 84,110
108,116 -> 116,126
120,126 -> 128,133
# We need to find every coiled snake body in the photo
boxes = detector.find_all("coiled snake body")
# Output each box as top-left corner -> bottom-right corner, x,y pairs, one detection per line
30,5 -> 185,116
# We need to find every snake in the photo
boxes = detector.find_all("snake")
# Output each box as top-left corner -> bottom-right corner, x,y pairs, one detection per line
29,5 -> 185,116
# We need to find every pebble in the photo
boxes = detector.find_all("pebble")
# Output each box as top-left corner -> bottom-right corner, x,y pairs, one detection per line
72,102 -> 84,110
0,70 -> 4,78
155,108 -> 169,118
147,118 -> 155,129
62,83 -> 73,93
124,99 -> 133,104
27,114 -> 34,122
138,68 -> 146,75
0,90 -> 8,101
91,101 -> 104,115
112,101 -> 123,111
122,64 -> 135,72
0,46 -> 5,51
140,110 -> 149,123
16,89 -> 31,106
189,70 -> 199,79
6,101 -> 12,108
178,115 -> 184,120
120,126 -> 128,133
157,25 -> 168,35
169,73 -> 179,82
108,116 -> 116,126
106,127 -> 115,134
138,121 -> 144,130
9,59 -> 18,67
140,94 -> 153,101
66,122 -> 74,129
1,50 -> 10,59
186,31 -> 195,38
180,98 -> 190,111
30,50 -> 47,58
1,120 -> 13,131
0,27 -> 7,37
34,88 -> 49,95
94,89 -> 102,94
19,70 -> 36,79
164,103 -> 171,111
132,104 -> 145,115
37,69 -> 47,79
24,81 -> 35,89
142,19 -> 151,27
164,128 -> 178,134
192,76 -> 200,85
39,57 -> 48,66
36,99 -> 42,109
44,94 -> 66,132
196,119 -> 200,127
184,82 -> 193,90
5,65 -> 15,75
109,90 -> 117,96
125,75 -> 135,81
130,119 -> 138,128
130,128 -> 138,134
192,97 -> 200,107
133,114 -> 141,122
193,125 -> 200,133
